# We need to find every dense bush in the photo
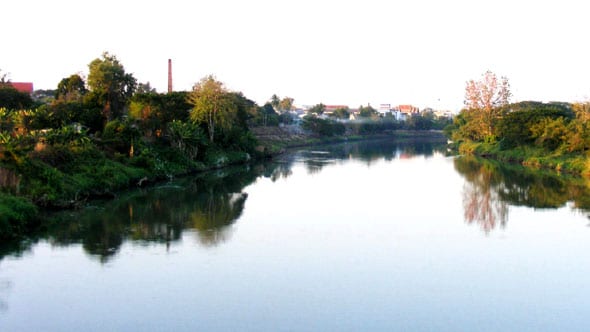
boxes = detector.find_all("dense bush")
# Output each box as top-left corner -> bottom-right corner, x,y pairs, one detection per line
0,192 -> 38,240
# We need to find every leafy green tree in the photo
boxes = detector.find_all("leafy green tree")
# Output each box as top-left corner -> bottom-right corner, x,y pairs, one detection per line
56,74 -> 87,102
188,75 -> 234,143
307,103 -> 325,115
331,107 -> 350,119
359,104 -> 378,118
0,85 -> 33,110
136,82 -> 156,94
496,101 -> 573,149
87,52 -> 137,121
129,91 -> 191,138
255,103 -> 279,126
530,117 -> 569,151
279,97 -> 294,112
167,120 -> 206,159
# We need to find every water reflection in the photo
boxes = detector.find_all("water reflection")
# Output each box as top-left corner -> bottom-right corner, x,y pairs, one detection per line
455,156 -> 590,232
280,138 -> 447,175
40,165 -> 273,262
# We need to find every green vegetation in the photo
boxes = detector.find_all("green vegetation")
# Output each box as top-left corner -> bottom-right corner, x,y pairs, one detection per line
447,71 -> 590,176
0,54 -> 269,240
0,54 -> 451,240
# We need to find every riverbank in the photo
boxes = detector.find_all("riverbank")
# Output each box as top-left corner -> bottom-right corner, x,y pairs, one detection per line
0,129 -> 446,241
457,141 -> 590,176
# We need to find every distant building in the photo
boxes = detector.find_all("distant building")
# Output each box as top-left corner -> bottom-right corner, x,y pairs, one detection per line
397,104 -> 420,115
378,104 -> 392,116
7,82 -> 34,94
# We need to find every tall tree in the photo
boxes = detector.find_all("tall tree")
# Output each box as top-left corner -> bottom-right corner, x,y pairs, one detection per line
270,94 -> 280,111
56,74 -> 87,102
188,75 -> 234,143
464,70 -> 511,139
87,52 -> 137,121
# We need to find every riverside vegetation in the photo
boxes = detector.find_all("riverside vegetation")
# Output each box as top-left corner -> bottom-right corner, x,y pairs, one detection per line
446,71 -> 590,176
0,53 -> 450,241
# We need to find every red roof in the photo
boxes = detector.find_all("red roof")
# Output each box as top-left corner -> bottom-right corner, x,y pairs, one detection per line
9,82 -> 34,94
398,105 -> 419,113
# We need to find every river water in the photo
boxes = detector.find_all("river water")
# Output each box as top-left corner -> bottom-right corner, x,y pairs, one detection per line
1,138 -> 590,331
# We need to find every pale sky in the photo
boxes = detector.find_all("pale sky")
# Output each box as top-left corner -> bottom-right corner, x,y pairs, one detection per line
3,0 -> 589,111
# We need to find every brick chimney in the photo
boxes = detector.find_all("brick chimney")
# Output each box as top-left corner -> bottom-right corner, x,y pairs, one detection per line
167,59 -> 173,93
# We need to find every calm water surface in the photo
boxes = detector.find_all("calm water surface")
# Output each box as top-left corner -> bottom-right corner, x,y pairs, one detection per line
2,139 -> 590,331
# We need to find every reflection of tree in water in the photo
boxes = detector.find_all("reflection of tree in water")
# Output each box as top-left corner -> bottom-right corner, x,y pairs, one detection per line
455,156 -> 590,232
278,138 -> 447,175
39,162 -> 282,263
190,192 -> 247,246
459,161 -> 508,233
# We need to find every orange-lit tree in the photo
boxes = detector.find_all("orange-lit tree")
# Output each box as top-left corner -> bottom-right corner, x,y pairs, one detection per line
464,70 -> 511,141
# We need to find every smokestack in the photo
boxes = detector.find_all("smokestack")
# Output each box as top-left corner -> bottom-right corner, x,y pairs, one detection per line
167,59 -> 173,93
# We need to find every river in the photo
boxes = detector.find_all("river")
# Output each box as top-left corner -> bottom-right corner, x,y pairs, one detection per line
1,138 -> 590,331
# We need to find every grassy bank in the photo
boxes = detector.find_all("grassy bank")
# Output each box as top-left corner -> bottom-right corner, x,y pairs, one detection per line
457,141 -> 590,176
0,141 -> 254,241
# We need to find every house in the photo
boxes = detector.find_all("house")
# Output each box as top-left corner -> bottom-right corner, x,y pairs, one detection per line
397,104 -> 420,115
8,82 -> 34,94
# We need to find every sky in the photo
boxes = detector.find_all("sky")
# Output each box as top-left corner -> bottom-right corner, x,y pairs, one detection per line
3,0 -> 589,111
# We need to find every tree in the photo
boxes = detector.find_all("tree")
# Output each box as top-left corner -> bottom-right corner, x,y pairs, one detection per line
56,74 -> 87,102
464,70 -> 511,140
87,52 -> 137,121
359,104 -> 377,118
270,94 -> 280,111
0,86 -> 33,110
136,82 -> 156,94
188,75 -> 234,143
331,107 -> 350,119
307,103 -> 325,115
279,97 -> 294,112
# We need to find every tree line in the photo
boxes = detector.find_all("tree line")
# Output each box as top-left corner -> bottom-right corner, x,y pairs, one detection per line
446,71 -> 590,174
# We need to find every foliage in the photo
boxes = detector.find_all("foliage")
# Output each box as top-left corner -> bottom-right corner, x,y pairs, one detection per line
249,102 -> 279,127
330,107 -> 350,119
87,52 -> 137,121
0,192 -> 38,240
167,120 -> 206,159
359,104 -> 378,118
463,70 -> 511,140
495,101 -> 573,149
278,97 -> 294,112
56,74 -> 87,102
188,76 -> 234,143
302,115 -> 345,136
101,119 -> 141,157
307,103 -> 325,115
0,85 -> 34,110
